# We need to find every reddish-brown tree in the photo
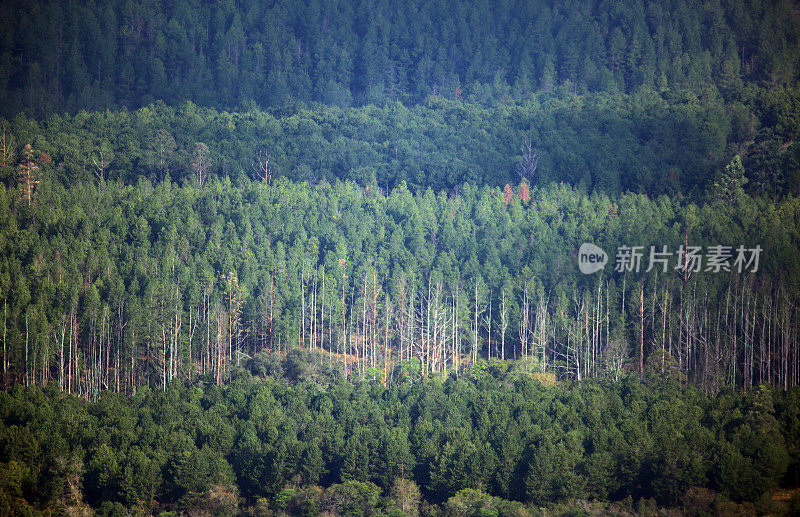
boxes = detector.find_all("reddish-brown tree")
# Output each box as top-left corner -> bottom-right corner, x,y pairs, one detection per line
18,144 -> 39,205
517,181 -> 530,203
502,184 -> 514,205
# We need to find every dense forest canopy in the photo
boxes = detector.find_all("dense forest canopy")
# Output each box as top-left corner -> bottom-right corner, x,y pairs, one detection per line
2,0 -> 800,514
1,0 -> 799,116
2,369 -> 799,515
1,91 -> 800,197
0,175 -> 798,399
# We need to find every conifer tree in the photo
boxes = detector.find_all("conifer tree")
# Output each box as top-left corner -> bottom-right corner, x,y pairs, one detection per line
17,144 -> 39,205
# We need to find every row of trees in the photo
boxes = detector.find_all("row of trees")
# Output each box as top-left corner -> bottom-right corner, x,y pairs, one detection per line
0,169 -> 799,399
1,367 -> 798,514
2,89 -> 800,198
1,0 -> 799,116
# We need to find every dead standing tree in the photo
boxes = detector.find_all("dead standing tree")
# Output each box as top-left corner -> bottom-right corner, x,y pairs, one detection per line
517,140 -> 541,181
147,129 -> 177,181
252,148 -> 274,184
191,143 -> 211,186
92,141 -> 113,185
18,144 -> 40,205
0,121 -> 16,168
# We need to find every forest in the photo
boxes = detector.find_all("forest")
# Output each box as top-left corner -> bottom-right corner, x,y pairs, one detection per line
1,364 -> 799,515
1,0 -> 800,116
0,170 -> 799,396
2,0 -> 800,514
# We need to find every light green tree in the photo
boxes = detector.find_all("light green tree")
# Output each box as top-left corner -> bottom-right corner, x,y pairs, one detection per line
709,155 -> 747,204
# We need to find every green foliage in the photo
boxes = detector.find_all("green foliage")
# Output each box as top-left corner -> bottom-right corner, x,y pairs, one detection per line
709,155 -> 747,204
1,379 -> 796,513
2,0 -> 800,118
0,175 -> 798,398
444,488 -> 533,517
1,1 -> 799,514
1,89 -> 799,195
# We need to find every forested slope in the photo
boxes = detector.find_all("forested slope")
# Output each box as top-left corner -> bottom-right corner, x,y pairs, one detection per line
1,0 -> 799,115
2,91 -> 800,197
1,367 -> 799,515
0,173 -> 798,398
2,0 -> 800,514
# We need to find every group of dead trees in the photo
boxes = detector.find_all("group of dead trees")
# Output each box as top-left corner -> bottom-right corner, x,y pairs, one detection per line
4,265 -> 799,398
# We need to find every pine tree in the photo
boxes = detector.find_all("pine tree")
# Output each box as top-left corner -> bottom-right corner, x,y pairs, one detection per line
18,144 -> 39,205
710,155 -> 747,203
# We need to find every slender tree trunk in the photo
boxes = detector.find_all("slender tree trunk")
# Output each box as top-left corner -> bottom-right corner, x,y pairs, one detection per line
342,273 -> 347,376
473,282 -> 479,364
312,271 -> 318,351
162,325 -> 167,390
216,309 -> 223,386
454,287 -> 459,376
373,272 -> 378,370
662,289 -> 668,372
639,283 -> 644,373
321,270 -> 326,359
25,314 -> 29,387
68,311 -> 74,394
486,290 -> 492,360
59,318 -> 66,390
2,300 -> 6,389
519,286 -> 530,361
384,298 -> 390,384
130,328 -> 135,395
362,271 -> 368,375
501,289 -> 507,361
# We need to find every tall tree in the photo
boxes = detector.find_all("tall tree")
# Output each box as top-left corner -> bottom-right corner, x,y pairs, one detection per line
17,144 -> 39,205
191,143 -> 212,186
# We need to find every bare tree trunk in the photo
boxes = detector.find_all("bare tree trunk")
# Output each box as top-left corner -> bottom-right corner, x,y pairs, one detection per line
661,289 -> 668,373
606,282 -> 610,363
519,285 -> 530,360
321,270 -> 326,359
301,270 -> 306,348
342,273 -> 347,376
216,308 -> 223,386
486,290 -> 492,360
116,299 -> 125,392
25,314 -> 29,387
584,300 -> 590,378
312,270 -> 318,351
535,297 -> 549,372
373,272 -> 378,369
187,306 -> 196,383
408,287 -> 416,374
162,325 -> 167,390
229,287 -> 235,366
2,300 -> 6,389
424,279 -> 431,375
362,271 -> 368,375
68,311 -> 74,394
639,283 -> 644,374
433,283 -> 441,372
173,285 -> 180,380
59,317 -> 66,390
500,289 -> 508,361
130,328 -> 135,395
350,283 -> 356,376
472,282 -> 480,364
454,287 -> 460,376
384,297 -> 390,384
